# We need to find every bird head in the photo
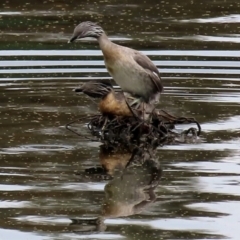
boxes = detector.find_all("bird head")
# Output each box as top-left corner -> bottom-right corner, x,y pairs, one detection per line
68,21 -> 105,43
73,81 -> 113,99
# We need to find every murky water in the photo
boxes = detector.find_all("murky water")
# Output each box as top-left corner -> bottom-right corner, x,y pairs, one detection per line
1,0 -> 240,239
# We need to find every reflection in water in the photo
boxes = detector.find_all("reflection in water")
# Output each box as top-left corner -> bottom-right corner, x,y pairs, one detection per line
71,147 -> 162,233
102,148 -> 161,218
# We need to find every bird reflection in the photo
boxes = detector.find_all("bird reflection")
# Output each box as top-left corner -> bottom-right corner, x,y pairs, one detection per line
70,146 -> 162,233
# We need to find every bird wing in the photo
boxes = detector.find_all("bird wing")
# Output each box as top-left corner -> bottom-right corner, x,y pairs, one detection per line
133,51 -> 163,92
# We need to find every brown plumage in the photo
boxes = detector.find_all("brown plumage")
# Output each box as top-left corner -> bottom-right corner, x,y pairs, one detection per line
74,81 -> 154,119
98,90 -> 133,117
69,21 -> 163,105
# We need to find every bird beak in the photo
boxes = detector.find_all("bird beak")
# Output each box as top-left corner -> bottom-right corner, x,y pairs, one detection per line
68,35 -> 77,43
73,87 -> 83,93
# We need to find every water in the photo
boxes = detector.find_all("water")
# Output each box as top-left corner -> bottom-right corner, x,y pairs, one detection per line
1,0 -> 240,239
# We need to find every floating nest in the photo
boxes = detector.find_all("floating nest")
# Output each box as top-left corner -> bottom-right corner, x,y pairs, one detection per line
66,81 -> 201,150
67,111 -> 201,150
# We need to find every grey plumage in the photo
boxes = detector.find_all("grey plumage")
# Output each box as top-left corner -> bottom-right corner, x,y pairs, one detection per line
69,21 -> 163,104
73,81 -> 112,99
69,21 -> 104,42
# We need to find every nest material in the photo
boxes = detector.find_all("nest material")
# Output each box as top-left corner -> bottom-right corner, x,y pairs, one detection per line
67,110 -> 201,150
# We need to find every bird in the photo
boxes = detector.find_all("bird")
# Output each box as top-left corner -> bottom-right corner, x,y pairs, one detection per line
68,21 -> 163,106
73,81 -> 154,119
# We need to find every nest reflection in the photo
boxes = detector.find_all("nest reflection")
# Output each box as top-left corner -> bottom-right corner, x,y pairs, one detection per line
70,146 -> 162,233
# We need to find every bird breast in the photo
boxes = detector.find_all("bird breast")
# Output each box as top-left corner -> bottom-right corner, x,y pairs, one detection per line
105,58 -> 149,96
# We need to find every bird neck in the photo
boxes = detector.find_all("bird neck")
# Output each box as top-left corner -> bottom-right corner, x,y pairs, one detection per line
97,33 -> 114,51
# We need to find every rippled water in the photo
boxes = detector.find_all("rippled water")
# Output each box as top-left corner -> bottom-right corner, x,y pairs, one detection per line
1,0 -> 240,239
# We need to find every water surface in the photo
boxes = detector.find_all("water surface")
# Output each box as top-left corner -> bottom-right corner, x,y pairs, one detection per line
1,0 -> 240,239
